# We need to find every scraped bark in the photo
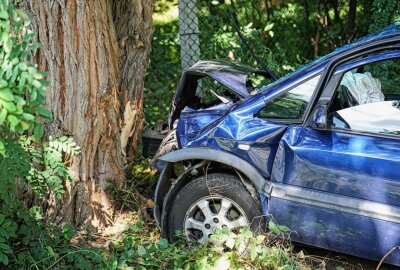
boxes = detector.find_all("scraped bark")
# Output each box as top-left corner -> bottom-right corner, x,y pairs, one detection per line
113,0 -> 153,167
25,0 -> 153,230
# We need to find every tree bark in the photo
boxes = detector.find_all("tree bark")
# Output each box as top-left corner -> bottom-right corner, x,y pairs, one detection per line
112,0 -> 153,168
347,0 -> 357,38
25,0 -> 153,230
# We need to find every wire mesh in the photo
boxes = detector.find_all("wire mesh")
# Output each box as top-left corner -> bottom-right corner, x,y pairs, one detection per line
176,0 -> 374,76
178,0 -> 200,71
177,0 -> 314,75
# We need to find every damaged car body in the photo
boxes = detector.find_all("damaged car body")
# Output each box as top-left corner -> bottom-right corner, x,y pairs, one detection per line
152,25 -> 400,266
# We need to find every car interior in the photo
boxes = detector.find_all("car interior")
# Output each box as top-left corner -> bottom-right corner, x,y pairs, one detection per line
329,58 -> 400,114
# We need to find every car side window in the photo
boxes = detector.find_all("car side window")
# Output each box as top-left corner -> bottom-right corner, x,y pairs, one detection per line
257,75 -> 321,120
329,101 -> 400,136
328,57 -> 400,137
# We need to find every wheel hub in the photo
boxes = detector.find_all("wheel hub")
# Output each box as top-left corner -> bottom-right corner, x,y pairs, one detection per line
183,196 -> 249,243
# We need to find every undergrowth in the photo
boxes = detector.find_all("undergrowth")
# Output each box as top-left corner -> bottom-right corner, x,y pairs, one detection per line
8,214 -> 317,270
6,207 -> 364,270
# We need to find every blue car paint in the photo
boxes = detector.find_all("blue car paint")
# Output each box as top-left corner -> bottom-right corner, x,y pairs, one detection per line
177,95 -> 287,177
337,50 -> 400,73
272,126 -> 400,207
270,198 -> 400,265
159,24 -> 400,265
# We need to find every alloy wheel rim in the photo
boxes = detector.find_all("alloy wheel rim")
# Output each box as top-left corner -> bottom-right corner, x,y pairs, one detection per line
183,195 -> 249,243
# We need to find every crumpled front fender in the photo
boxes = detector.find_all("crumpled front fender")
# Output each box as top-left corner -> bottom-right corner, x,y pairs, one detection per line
158,147 -> 266,192
152,147 -> 269,230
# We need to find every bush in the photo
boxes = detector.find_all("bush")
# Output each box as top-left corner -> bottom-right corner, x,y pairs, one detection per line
0,1 -> 80,266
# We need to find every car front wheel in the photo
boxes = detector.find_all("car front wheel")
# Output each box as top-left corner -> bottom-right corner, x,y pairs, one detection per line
166,173 -> 265,243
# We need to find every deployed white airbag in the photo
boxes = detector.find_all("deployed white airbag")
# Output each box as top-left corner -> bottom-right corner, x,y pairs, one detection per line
340,72 -> 384,104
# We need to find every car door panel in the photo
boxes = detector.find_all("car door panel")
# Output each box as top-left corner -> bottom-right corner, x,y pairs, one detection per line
269,198 -> 400,265
271,126 -> 400,207
269,125 -> 400,264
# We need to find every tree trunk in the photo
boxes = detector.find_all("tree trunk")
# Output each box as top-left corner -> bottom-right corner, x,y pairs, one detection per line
347,0 -> 357,38
24,0 -> 153,230
112,0 -> 153,168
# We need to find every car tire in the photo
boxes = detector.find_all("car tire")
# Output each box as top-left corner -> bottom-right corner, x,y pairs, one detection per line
166,173 -> 265,242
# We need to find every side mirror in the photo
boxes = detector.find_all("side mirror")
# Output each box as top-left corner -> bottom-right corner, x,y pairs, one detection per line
311,105 -> 327,130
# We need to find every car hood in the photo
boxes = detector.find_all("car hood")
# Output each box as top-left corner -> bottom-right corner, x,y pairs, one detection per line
169,60 -> 271,127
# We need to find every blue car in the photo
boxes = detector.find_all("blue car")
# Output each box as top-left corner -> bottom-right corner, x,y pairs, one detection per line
152,24 -> 400,266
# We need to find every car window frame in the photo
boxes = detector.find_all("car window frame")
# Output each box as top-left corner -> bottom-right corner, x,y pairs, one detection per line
255,73 -> 322,124
320,50 -> 400,140
303,42 -> 400,128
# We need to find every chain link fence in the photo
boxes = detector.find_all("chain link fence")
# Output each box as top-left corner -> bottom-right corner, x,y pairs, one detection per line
177,0 -> 313,73
178,0 -> 200,71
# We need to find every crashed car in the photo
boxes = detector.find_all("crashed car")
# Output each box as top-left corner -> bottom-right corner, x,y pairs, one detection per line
152,24 -> 400,266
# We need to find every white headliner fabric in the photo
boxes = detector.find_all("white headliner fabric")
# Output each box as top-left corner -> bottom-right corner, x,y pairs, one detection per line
340,72 -> 385,104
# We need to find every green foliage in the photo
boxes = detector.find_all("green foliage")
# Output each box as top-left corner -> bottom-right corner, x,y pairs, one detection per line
0,127 -> 30,204
0,214 -> 16,265
0,1 -> 82,267
21,135 -> 80,198
12,216 -> 106,270
369,0 -> 400,33
5,219 -> 313,269
144,13 -> 180,128
268,220 -> 291,236
0,129 -> 29,266
0,0 -> 50,145
0,132 -> 80,266
104,222 -> 309,270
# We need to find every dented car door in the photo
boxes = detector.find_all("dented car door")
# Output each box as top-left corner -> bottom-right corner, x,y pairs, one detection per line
268,52 -> 400,265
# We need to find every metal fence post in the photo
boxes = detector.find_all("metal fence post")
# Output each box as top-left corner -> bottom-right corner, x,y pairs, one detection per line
178,0 -> 200,71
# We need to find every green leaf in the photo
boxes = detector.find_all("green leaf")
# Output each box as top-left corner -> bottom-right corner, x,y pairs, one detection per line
137,245 -> 147,257
4,38 -> 12,53
0,108 -> 7,125
140,260 -> 159,267
32,79 -> 41,88
0,100 -> 16,113
32,72 -> 43,80
0,89 -> 14,101
36,106 -> 52,120
268,220 -> 280,235
278,225 -> 291,233
7,114 -> 19,127
18,62 -> 27,71
33,124 -> 44,140
0,253 -> 9,265
0,10 -> 8,20
157,238 -> 168,249
0,142 -> 4,156
0,80 -> 7,88
22,113 -> 34,121
47,246 -> 56,256
0,243 -> 10,251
